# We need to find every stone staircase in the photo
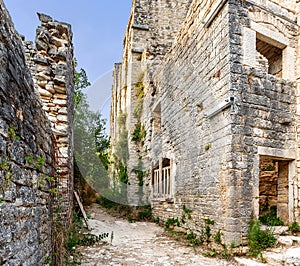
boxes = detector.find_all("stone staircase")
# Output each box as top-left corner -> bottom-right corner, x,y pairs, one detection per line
234,227 -> 300,266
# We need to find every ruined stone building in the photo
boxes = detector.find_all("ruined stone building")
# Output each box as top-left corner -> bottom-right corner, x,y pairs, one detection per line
0,1 -> 74,264
110,0 -> 300,244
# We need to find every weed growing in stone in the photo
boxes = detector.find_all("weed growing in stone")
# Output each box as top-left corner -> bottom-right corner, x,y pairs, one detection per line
288,221 -> 300,234
248,219 -> 276,260
7,127 -> 20,140
182,205 -> 192,219
259,205 -> 284,226
26,156 -> 34,164
186,230 -> 204,246
137,205 -> 152,220
132,122 -> 146,143
132,162 -> 147,187
133,72 -> 145,119
165,217 -> 180,229
261,164 -> 276,171
35,156 -> 45,169
214,230 -> 223,244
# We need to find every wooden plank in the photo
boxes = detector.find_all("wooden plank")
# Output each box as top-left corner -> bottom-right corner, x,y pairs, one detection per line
74,191 -> 89,229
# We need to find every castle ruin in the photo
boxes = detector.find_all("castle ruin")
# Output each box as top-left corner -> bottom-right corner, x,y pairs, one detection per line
110,0 -> 300,244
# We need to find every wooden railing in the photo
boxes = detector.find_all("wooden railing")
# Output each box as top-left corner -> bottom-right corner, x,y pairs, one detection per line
153,166 -> 171,199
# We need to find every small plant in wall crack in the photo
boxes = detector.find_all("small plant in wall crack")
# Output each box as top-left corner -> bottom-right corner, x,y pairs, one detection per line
132,168 -> 147,186
0,157 -> 12,195
0,158 -> 11,179
35,156 -> 45,169
132,122 -> 146,144
132,159 -> 147,186
133,72 -> 145,119
261,164 -> 276,171
288,221 -> 300,234
7,126 -> 20,141
26,155 -> 46,169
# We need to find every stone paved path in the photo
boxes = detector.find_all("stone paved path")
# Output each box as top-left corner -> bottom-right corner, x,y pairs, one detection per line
78,204 -> 234,266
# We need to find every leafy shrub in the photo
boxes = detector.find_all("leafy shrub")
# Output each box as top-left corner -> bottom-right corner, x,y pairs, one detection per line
137,205 -> 152,220
259,206 -> 284,226
288,222 -> 300,234
165,217 -> 180,229
131,122 -> 146,143
248,219 -> 276,258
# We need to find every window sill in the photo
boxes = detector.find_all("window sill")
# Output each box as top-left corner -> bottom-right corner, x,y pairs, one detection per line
151,197 -> 174,203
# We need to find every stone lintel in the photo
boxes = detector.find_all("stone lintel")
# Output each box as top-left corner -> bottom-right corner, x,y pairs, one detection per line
257,146 -> 296,160
250,21 -> 289,48
131,48 -> 144,54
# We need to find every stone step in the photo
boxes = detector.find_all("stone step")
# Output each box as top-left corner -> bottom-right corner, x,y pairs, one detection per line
260,225 -> 289,235
234,257 -> 266,266
277,235 -> 300,247
263,246 -> 300,266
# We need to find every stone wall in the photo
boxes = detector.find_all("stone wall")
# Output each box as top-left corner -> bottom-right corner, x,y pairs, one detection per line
295,1 -> 300,222
24,13 -> 74,223
0,1 -> 74,264
111,0 -> 300,245
110,0 -> 193,205
0,1 -> 54,264
149,0 -> 233,241
229,0 -> 298,240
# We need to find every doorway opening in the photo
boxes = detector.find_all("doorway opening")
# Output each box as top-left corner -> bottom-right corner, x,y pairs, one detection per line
259,155 -> 291,224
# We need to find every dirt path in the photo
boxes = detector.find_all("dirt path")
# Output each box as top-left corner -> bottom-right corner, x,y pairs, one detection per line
78,204 -> 233,266
78,204 -> 300,266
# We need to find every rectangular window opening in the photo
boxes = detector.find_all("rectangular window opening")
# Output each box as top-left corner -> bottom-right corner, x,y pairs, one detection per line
256,37 -> 283,77
152,158 -> 172,200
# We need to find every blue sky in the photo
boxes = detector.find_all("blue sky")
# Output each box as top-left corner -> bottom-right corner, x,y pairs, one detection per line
3,0 -> 132,125
3,0 -> 132,83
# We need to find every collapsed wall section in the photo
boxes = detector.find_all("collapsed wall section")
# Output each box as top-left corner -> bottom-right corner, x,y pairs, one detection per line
24,13 -> 74,223
0,1 -> 55,264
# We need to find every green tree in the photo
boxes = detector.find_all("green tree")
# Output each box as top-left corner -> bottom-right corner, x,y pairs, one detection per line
74,59 -> 91,107
74,62 -> 110,193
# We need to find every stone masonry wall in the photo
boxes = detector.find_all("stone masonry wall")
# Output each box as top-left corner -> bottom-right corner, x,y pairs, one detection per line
24,13 -> 74,223
111,0 -> 193,205
111,0 -> 300,245
295,1 -> 300,222
228,0 -> 298,240
0,1 -> 55,264
149,0 -> 233,242
0,1 -> 74,264
147,0 -> 299,244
